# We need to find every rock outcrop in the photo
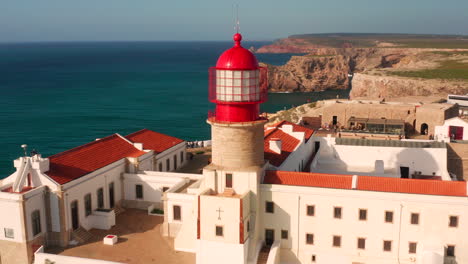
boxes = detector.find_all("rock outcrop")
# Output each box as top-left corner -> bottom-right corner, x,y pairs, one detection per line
350,73 -> 468,99
264,54 -> 351,92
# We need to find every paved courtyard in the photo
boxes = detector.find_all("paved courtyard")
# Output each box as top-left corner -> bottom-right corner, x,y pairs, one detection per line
48,209 -> 195,264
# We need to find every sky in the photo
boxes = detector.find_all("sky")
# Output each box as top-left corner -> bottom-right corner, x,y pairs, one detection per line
1,0 -> 467,42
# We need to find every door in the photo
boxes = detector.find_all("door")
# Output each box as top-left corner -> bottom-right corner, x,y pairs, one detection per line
109,182 -> 115,208
400,166 -> 409,179
449,126 -> 464,140
265,229 -> 275,246
71,200 -> 79,230
332,116 -> 338,126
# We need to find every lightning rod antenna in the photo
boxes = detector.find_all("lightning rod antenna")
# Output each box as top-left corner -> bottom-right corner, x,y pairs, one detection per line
236,4 -> 240,33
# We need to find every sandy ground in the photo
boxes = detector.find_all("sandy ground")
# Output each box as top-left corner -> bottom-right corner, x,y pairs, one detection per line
48,209 -> 195,264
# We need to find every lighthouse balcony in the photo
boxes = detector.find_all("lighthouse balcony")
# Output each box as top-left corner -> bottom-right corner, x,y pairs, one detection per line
207,110 -> 268,124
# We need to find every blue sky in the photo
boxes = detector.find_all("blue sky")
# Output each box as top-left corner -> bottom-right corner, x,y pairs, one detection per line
1,0 -> 467,42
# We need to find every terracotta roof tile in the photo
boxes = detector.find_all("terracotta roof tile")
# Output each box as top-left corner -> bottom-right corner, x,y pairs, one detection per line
126,129 -> 184,154
267,120 -> 314,140
46,134 -> 146,185
264,129 -> 300,167
357,176 -> 467,197
264,170 -> 353,189
263,170 -> 467,197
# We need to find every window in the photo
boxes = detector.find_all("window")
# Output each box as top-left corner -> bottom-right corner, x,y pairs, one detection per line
247,221 -> 250,232
4,228 -> 14,239
311,255 -> 316,262
334,207 -> 342,219
31,210 -> 41,236
383,240 -> 392,252
385,211 -> 393,223
162,187 -> 169,192
359,209 -> 367,221
410,213 -> 419,225
449,216 -> 458,227
333,236 -> 341,247
216,226 -> 223,237
173,205 -> 181,221
306,233 -> 314,245
180,152 -> 184,163
281,230 -> 288,239
265,201 -> 274,213
166,159 -> 170,171
85,193 -> 92,216
225,173 -> 233,188
158,163 -> 162,172
109,182 -> 115,208
446,245 -> 455,257
97,188 -> 104,209
357,238 -> 366,249
307,205 -> 315,216
136,184 -> 144,199
409,242 -> 417,254
173,155 -> 177,169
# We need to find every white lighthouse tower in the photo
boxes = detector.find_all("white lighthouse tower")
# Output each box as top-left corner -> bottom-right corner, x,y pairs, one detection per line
196,33 -> 268,264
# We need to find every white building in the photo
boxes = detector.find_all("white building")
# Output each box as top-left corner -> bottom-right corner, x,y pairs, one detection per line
1,33 -> 467,264
434,117 -> 468,141
0,129 -> 187,264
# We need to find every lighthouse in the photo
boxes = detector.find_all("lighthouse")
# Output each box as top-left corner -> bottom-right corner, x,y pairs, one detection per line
196,33 -> 268,264
208,33 -> 268,171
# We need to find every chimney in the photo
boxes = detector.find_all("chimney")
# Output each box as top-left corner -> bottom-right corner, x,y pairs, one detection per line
269,138 -> 282,154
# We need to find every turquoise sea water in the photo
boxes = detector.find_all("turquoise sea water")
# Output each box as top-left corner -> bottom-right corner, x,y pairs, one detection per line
0,41 -> 349,177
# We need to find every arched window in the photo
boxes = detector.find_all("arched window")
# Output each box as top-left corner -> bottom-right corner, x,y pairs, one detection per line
173,155 -> 177,169
166,159 -> 170,171
158,163 -> 163,172
180,151 -> 184,163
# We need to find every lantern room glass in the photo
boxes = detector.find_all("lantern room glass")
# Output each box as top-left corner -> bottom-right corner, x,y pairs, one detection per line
215,69 -> 260,102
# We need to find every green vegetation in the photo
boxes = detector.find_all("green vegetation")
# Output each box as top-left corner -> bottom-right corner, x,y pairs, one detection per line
195,151 -> 205,155
286,33 -> 468,49
390,60 -> 468,80
151,208 -> 164,215
431,51 -> 468,56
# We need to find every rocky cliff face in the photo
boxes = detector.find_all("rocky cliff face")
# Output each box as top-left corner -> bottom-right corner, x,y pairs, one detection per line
350,73 -> 468,99
264,54 -> 351,92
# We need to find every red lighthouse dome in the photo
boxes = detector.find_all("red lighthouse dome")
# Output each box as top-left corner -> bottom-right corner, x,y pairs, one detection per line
216,33 -> 259,70
208,33 -> 268,123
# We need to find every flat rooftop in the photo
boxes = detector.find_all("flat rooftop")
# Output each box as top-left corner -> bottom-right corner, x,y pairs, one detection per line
47,209 -> 195,264
336,138 -> 446,148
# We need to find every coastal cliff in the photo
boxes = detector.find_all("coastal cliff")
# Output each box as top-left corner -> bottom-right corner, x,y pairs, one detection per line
350,73 -> 468,99
263,45 -> 468,96
264,54 -> 350,92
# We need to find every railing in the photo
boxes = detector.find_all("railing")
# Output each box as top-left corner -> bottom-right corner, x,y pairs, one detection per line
207,110 -> 269,124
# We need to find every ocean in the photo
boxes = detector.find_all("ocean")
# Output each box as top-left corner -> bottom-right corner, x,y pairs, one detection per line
0,41 -> 349,177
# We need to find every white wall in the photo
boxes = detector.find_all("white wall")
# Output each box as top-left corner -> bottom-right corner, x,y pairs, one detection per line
0,194 -> 26,243
260,184 -> 468,264
435,118 -> 468,141
24,188 -> 47,241
196,239 -> 249,264
63,162 -> 125,231
314,136 -> 450,180
155,142 -> 187,172
279,138 -> 314,172
123,173 -> 185,203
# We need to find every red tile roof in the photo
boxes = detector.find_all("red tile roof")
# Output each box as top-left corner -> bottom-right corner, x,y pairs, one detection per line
46,134 -> 146,185
357,176 -> 467,197
264,170 -> 353,189
264,129 -> 300,167
126,129 -> 184,154
264,121 -> 314,167
268,121 -> 314,140
264,170 -> 467,197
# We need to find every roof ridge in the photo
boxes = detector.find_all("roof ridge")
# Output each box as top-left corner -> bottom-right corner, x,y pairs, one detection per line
125,128 -> 149,138
48,134 -> 119,159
